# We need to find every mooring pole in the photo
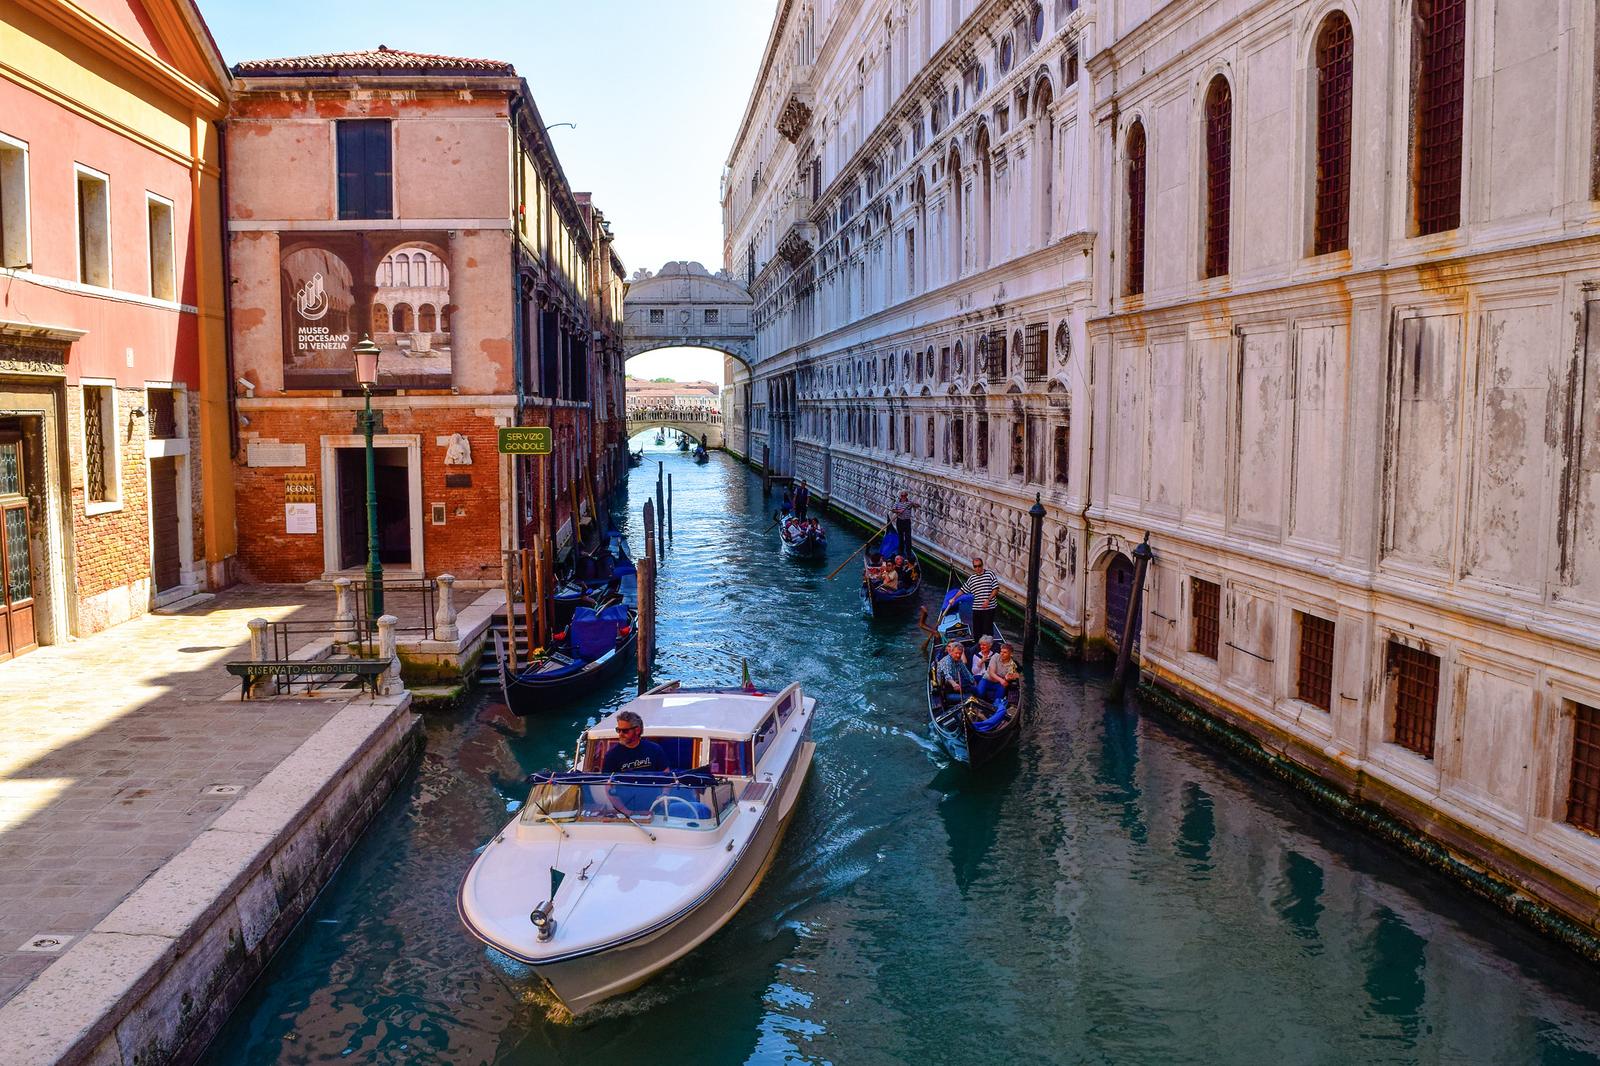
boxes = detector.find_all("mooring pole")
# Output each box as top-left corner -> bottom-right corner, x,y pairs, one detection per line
762,444 -> 771,496
1024,493 -> 1046,663
1108,534 -> 1154,700
637,503 -> 655,695
668,472 -> 674,541
655,462 -> 665,551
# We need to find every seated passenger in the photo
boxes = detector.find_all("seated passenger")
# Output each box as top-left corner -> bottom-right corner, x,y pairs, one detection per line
975,643 -> 1021,703
969,634 -> 996,678
936,641 -> 975,702
892,555 -> 913,584
879,565 -> 899,591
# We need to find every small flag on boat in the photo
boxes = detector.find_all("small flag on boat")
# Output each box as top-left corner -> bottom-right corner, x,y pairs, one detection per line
549,866 -> 565,899
741,658 -> 755,693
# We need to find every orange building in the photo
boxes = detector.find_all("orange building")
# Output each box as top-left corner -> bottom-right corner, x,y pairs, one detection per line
0,0 -> 235,661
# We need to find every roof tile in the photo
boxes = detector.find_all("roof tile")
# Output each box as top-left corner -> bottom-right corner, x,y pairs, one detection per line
233,45 -> 514,77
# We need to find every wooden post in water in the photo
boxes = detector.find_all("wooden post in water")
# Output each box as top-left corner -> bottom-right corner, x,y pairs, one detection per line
762,444 -> 771,496
1108,534 -> 1154,700
655,462 -> 665,550
1024,494 -> 1046,662
667,473 -> 674,541
638,500 -> 656,693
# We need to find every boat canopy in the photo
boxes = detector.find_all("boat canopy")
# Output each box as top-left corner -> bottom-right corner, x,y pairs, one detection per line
589,687 -> 803,742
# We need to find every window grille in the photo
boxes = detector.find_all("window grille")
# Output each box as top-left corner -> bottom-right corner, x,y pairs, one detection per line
704,309 -> 719,324
1024,325 -> 1047,381
1413,0 -> 1466,234
1125,122 -> 1147,296
147,388 -> 178,441
1296,612 -> 1335,711
1388,641 -> 1441,759
1313,12 -> 1354,255
1567,701 -> 1600,835
649,309 -> 665,324
925,416 -> 935,458
83,386 -> 109,502
903,414 -> 912,453
1191,578 -> 1220,659
1203,77 -> 1233,279
986,330 -> 1008,383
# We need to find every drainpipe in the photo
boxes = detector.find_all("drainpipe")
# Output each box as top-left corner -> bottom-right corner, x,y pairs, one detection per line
215,120 -> 239,460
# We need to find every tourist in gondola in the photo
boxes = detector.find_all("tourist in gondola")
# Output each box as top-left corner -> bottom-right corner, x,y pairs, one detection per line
937,641 -> 975,701
976,643 -> 1020,703
793,479 -> 811,520
889,491 -> 920,554
959,557 -> 1001,640
970,633 -> 997,679
893,554 -> 916,586
878,560 -> 900,591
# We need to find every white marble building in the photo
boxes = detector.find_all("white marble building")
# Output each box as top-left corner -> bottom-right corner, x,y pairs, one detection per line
726,0 -> 1600,940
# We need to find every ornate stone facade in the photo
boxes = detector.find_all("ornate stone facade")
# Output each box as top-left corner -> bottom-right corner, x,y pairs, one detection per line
727,0 -> 1600,939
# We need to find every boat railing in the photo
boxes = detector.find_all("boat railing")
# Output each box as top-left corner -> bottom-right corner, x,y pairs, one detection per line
521,772 -> 737,832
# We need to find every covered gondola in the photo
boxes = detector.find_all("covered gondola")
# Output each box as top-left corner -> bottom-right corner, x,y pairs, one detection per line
553,531 -> 637,628
499,600 -> 637,713
924,595 -> 1021,767
777,513 -> 826,559
628,449 -> 644,467
861,536 -> 922,615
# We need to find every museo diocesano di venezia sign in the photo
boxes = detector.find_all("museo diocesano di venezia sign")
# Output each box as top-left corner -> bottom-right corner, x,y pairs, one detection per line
279,232 -> 456,390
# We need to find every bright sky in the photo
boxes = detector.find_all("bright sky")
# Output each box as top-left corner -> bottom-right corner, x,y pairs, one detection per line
203,0 -> 777,383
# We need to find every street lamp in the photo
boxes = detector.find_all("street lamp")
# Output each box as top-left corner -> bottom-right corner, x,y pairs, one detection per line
352,335 -> 383,619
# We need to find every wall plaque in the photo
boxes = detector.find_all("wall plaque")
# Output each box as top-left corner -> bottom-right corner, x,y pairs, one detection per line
285,502 -> 317,534
247,440 -> 306,468
284,472 -> 316,501
0,342 -> 68,377
445,473 -> 472,488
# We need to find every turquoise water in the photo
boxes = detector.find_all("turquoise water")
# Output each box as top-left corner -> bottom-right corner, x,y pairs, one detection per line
202,447 -> 1600,1065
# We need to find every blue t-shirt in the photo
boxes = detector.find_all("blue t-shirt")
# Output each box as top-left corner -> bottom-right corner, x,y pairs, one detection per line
602,737 -> 669,774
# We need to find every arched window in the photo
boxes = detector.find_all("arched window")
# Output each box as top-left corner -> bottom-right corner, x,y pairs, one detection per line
371,303 -> 388,335
1412,0 -> 1466,234
975,126 -> 993,269
1203,75 -> 1233,279
1313,12 -> 1355,255
948,145 -> 963,279
419,304 -> 437,332
392,303 -> 413,332
1034,79 -> 1056,245
1125,121 -> 1147,296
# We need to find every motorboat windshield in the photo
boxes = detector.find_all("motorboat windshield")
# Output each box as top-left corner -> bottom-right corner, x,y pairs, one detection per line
520,769 -> 737,831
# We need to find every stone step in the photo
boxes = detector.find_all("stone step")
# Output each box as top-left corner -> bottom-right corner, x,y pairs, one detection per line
152,591 -> 216,615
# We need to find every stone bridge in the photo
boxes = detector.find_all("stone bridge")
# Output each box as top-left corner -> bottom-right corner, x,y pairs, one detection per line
626,407 -> 723,448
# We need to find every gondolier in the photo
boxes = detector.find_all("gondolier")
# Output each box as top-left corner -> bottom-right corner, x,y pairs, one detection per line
889,492 -> 920,554
959,558 -> 1000,643
793,479 -> 811,520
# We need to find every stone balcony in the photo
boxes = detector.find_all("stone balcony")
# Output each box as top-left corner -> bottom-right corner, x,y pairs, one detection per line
776,195 -> 817,265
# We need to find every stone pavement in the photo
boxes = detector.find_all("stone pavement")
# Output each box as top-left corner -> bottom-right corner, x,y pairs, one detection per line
0,586 -> 355,1006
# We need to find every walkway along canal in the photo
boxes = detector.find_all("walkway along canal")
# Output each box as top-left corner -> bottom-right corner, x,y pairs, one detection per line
201,444 -> 1600,1064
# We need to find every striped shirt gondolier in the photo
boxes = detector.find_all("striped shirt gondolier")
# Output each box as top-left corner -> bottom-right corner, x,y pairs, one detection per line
960,571 -> 1000,610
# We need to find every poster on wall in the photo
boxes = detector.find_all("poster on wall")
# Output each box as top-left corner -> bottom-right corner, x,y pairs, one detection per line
280,232 -> 456,390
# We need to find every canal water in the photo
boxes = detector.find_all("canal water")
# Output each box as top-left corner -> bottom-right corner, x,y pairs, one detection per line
204,444 -> 1600,1066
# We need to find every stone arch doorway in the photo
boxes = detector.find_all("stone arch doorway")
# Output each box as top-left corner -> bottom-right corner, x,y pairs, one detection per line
1104,552 -> 1141,654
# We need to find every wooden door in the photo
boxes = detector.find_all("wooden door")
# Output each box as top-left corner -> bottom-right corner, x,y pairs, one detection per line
1105,553 -> 1140,654
0,432 -> 38,661
149,456 -> 181,592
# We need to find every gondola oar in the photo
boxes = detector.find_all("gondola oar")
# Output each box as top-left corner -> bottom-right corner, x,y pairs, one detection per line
763,510 -> 785,533
826,522 -> 889,581
917,605 -> 940,654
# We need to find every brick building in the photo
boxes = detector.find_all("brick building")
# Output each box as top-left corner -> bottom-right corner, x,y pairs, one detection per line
0,0 -> 236,663
225,48 -> 621,587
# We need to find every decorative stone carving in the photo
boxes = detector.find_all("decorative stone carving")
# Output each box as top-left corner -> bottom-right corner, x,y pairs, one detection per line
434,574 -> 459,642
444,432 -> 473,466
776,95 -> 814,142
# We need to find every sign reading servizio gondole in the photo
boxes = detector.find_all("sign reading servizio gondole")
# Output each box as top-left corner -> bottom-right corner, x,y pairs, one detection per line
497,427 -> 553,454
279,233 -> 456,391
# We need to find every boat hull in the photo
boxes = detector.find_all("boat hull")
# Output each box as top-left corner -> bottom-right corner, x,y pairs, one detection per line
468,737 -> 815,1016
501,627 -> 638,714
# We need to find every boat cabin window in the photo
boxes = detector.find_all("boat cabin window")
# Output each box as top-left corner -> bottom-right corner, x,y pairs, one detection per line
706,738 -> 752,776
773,689 -> 797,723
582,734 -> 699,773
752,714 -> 779,766
521,775 -> 737,831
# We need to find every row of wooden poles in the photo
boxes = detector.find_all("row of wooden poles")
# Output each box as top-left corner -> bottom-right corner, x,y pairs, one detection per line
498,457 -> 676,693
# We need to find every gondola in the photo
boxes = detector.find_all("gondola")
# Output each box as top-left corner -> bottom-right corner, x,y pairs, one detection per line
653,432 -> 665,445
923,594 -> 1021,767
553,531 -> 637,628
498,598 -> 637,713
861,544 -> 922,615
777,513 -> 826,559
677,435 -> 690,451
693,445 -> 709,464
628,449 -> 644,467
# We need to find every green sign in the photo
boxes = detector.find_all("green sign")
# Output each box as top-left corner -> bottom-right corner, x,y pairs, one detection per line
497,426 -> 553,455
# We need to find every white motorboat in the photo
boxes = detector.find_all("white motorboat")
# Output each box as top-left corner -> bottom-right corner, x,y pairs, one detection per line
457,681 -> 816,1016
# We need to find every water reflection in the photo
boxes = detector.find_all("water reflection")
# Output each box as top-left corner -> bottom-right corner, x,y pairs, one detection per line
201,449 -> 1600,1066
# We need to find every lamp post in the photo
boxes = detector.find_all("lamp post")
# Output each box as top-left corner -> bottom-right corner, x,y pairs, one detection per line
352,335 -> 383,619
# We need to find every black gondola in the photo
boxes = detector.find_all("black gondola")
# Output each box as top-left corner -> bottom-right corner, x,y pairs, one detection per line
862,542 -> 922,615
553,531 -> 637,628
498,600 -> 637,713
924,595 -> 1021,767
693,445 -> 709,464
677,435 -> 690,451
628,449 -> 644,467
777,513 -> 826,559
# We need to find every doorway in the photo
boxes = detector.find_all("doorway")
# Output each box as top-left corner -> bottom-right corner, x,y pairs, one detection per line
1105,552 -> 1140,654
336,446 -> 411,569
149,456 -> 182,593
0,425 -> 39,660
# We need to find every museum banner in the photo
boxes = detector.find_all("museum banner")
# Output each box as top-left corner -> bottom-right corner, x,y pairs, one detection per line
280,233 -> 456,390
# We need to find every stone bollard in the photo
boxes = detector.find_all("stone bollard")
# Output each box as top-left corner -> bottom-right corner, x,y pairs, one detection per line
332,578 -> 356,644
376,614 -> 403,696
434,574 -> 459,642
246,618 -> 269,699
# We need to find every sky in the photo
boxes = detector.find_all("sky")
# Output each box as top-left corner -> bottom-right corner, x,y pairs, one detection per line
203,0 -> 777,383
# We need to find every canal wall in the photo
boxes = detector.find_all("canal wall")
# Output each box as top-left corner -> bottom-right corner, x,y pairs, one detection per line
0,693 -> 423,1066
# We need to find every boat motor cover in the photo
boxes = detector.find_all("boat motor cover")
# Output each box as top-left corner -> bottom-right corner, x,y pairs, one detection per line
569,604 -> 630,661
